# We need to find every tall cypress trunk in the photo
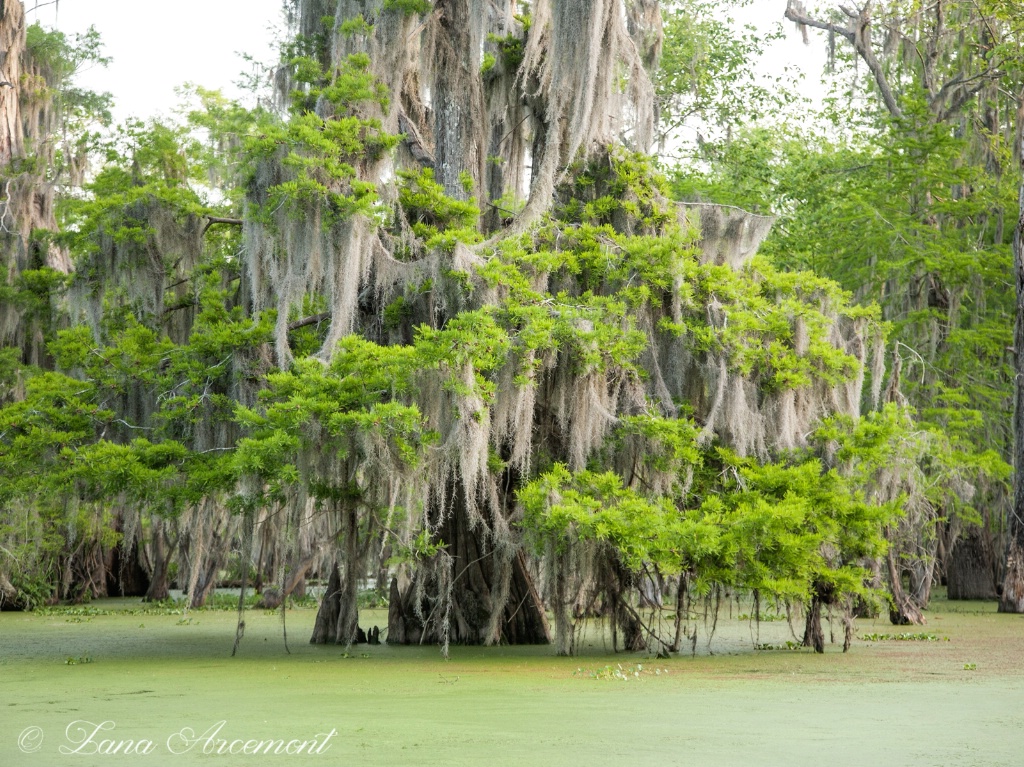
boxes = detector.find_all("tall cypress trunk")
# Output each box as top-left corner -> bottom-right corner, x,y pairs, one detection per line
886,549 -> 925,625
386,484 -> 550,647
432,0 -> 485,203
0,0 -> 24,168
1000,97 -> 1024,612
310,504 -> 362,645
802,593 -> 825,654
105,517 -> 151,598
948,525 -> 998,600
144,518 -> 173,602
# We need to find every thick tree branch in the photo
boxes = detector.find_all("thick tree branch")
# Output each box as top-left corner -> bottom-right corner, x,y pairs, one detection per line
786,1 -> 902,118
201,216 -> 244,236
785,2 -> 854,43
937,79 -> 1000,123
849,3 -> 903,118
287,312 -> 331,332
161,301 -> 197,316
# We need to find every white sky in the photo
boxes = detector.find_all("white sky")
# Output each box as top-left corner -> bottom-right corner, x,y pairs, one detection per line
33,0 -> 827,123
35,0 -> 283,121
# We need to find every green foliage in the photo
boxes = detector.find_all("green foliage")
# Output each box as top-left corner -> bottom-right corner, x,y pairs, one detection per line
58,120 -> 214,313
666,2 -> 1021,556
383,0 -> 432,13
662,255 -> 878,389
656,1 -> 795,158
398,167 -> 481,244
235,335 -> 431,504
246,55 -> 397,228
23,23 -> 113,131
25,24 -> 110,82
339,14 -> 373,37
0,8 -> 910,639
486,32 -> 525,74
559,148 -> 673,231
0,369 -> 115,605
521,436 -> 895,605
182,86 -> 277,207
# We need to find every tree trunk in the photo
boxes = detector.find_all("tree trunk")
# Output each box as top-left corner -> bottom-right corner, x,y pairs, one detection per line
615,601 -> 646,652
310,505 -> 362,645
256,554 -> 315,609
386,576 -> 407,645
1002,539 -> 1024,613
310,561 -> 344,644
386,497 -> 550,647
105,516 -> 151,598
0,572 -> 23,611
606,559 -> 645,652
62,538 -> 108,603
671,574 -> 689,653
189,556 -> 221,608
907,557 -> 934,609
1001,154 -> 1024,612
0,0 -> 25,169
802,593 -> 825,654
1001,92 -> 1024,613
886,549 -> 926,625
948,525 -> 998,600
143,519 -> 173,602
432,0 -> 486,203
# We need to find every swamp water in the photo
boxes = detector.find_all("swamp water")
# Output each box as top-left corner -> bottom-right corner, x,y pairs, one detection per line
1,591 -> 1022,766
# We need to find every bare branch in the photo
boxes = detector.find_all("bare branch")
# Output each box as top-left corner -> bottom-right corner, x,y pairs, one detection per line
25,1 -> 60,16
201,216 -> 244,236
850,5 -> 903,118
287,312 -> 331,332
161,301 -> 197,316
785,2 -> 854,43
785,1 -> 902,117
932,65 -> 1004,120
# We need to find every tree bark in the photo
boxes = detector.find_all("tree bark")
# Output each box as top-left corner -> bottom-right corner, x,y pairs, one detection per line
189,555 -> 222,608
143,518 -> 173,602
386,576 -> 407,645
387,489 -> 550,646
432,0 -> 486,203
310,505 -> 362,645
886,549 -> 926,625
802,592 -> 825,654
907,556 -> 934,609
0,572 -> 23,610
948,525 -> 998,600
255,554 -> 315,609
310,561 -> 344,644
1000,107 -> 1024,612
0,0 -> 25,168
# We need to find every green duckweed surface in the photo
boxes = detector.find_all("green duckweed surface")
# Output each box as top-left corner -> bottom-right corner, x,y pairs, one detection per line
2,592 -> 1022,767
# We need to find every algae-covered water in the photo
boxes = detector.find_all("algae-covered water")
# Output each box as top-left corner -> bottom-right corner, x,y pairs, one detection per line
2,592 -> 1022,767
